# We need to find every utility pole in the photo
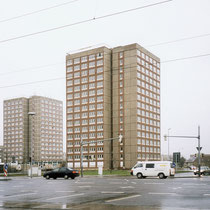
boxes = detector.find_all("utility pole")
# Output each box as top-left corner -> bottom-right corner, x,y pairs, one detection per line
168,128 -> 171,160
197,126 -> 201,177
28,112 -> 35,178
80,137 -> 83,178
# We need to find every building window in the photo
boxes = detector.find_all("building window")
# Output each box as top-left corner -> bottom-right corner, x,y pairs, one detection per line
89,61 -> 95,68
81,56 -> 87,63
74,58 -> 80,64
89,54 -> 95,60
89,69 -> 95,75
67,59 -> 73,66
97,60 -> 103,66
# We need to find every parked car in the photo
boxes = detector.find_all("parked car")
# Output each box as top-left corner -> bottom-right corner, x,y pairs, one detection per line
131,161 -> 175,179
43,167 -> 79,179
194,166 -> 210,175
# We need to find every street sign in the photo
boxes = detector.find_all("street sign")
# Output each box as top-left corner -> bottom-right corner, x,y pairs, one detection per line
196,147 -> 202,151
4,163 -> 8,170
173,152 -> 180,163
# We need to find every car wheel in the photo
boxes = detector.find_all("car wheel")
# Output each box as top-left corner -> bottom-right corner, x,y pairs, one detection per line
71,176 -> 75,179
158,173 -> 165,179
64,175 -> 69,179
46,175 -> 50,179
137,173 -> 143,179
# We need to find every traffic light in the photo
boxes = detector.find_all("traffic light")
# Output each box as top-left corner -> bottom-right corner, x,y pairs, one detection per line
201,153 -> 204,158
194,154 -> 197,157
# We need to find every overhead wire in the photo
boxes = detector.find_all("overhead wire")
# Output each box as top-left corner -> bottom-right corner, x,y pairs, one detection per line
0,0 -> 173,44
0,0 -> 79,23
0,52 -> 210,89
2,31 -> 210,76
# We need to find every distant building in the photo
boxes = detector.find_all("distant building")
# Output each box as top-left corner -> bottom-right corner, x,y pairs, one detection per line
66,43 -> 161,169
3,96 -> 63,164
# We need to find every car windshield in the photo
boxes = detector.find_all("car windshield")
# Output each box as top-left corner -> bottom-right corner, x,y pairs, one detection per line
134,163 -> 143,168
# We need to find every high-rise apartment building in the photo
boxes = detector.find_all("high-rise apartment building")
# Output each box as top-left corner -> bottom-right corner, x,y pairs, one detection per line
3,97 -> 29,163
66,47 -> 112,169
3,96 -> 63,164
66,43 -> 161,169
112,44 -> 161,169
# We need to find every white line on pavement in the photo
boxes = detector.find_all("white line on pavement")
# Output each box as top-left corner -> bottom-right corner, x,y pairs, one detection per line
131,182 -> 136,184
148,192 -> 176,195
120,186 -> 134,189
101,192 -> 124,194
46,193 -> 84,201
3,192 -> 37,198
204,194 -> 210,196
106,194 -> 141,203
110,182 -> 123,185
78,182 -> 93,184
184,183 -> 206,186
56,191 -> 75,193
145,183 -> 164,185
78,186 -> 91,188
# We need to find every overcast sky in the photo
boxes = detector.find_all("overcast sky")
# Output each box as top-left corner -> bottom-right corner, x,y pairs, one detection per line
0,0 -> 210,158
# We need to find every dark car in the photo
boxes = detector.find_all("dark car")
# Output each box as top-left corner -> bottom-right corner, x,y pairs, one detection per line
43,167 -> 79,179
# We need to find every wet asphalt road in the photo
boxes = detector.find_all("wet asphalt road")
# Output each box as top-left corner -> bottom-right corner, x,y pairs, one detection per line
0,174 -> 210,210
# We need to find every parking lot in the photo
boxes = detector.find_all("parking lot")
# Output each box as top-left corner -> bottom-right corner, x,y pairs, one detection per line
0,175 -> 210,209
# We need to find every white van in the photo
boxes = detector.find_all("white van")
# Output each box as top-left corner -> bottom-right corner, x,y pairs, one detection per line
131,161 -> 175,179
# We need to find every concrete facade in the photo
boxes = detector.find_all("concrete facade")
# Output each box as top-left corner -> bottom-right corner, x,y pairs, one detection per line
3,96 -> 63,164
66,43 -> 161,169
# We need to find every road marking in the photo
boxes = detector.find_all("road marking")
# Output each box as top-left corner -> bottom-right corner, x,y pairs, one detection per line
172,187 -> 182,190
131,182 -> 136,184
12,185 -> 23,188
148,192 -> 176,195
56,191 -> 75,193
0,190 -> 4,192
78,186 -> 91,188
79,182 -> 93,184
101,191 -> 124,194
184,183 -> 206,186
120,186 -> 134,189
204,194 -> 210,196
46,193 -> 84,201
145,183 -> 164,185
106,194 -> 141,203
110,182 -> 122,184
3,192 -> 37,198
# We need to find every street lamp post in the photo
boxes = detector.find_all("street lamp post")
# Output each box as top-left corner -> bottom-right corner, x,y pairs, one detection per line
168,128 -> 171,160
28,112 -> 35,178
